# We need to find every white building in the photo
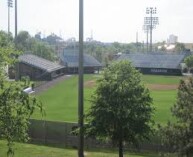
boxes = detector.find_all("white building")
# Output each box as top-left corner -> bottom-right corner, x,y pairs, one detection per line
167,34 -> 178,44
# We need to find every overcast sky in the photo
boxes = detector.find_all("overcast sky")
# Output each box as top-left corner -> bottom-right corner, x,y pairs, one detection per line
0,0 -> 193,43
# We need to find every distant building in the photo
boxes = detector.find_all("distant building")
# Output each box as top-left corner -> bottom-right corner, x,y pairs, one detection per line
167,34 -> 178,44
117,53 -> 186,75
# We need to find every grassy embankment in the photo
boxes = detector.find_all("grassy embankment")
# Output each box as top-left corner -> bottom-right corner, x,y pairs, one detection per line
0,140 -> 161,157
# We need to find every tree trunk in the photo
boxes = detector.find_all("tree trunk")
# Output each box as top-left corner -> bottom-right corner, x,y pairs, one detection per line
118,138 -> 123,157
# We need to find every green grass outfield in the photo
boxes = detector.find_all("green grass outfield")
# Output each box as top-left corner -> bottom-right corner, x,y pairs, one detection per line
0,140 -> 165,157
32,74 -> 183,125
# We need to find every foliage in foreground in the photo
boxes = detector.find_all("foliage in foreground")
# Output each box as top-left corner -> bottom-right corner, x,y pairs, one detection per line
0,45 -> 43,157
160,77 -> 193,157
85,61 -> 154,157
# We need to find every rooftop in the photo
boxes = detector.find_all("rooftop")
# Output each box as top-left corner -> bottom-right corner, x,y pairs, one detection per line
60,49 -> 102,67
19,54 -> 65,72
117,53 -> 186,69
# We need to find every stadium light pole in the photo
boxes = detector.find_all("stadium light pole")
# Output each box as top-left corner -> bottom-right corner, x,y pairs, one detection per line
143,24 -> 149,53
145,7 -> 159,53
15,0 -> 17,37
14,0 -> 19,81
8,0 -> 13,34
78,0 -> 84,156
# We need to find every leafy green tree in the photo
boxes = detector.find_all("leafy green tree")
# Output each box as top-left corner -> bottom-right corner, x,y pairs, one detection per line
184,55 -> 193,73
32,39 -> 56,61
0,31 -> 13,48
85,61 -> 154,157
0,47 -> 43,157
160,78 -> 193,157
15,31 -> 56,61
174,42 -> 186,53
14,31 -> 31,51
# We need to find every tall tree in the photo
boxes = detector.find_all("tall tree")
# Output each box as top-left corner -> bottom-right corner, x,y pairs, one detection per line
85,61 -> 154,157
0,31 -> 13,47
174,42 -> 186,53
184,55 -> 193,73
14,31 -> 56,61
14,31 -> 31,51
0,47 -> 43,157
160,78 -> 193,157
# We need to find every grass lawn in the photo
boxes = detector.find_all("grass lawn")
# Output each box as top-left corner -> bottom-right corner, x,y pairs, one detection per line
0,140 -> 162,157
32,75 -> 97,122
142,75 -> 182,84
151,90 -> 177,125
32,74 -> 183,124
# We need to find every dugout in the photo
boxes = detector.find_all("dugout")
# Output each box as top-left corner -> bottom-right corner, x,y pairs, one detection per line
19,54 -> 65,80
117,53 -> 186,75
60,48 -> 102,74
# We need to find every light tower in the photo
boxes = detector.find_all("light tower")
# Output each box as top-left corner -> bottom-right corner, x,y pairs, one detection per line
8,0 -> 13,34
144,7 -> 159,53
143,25 -> 150,53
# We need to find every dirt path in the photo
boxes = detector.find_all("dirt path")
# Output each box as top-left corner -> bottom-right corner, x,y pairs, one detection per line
147,84 -> 178,90
34,75 -> 72,94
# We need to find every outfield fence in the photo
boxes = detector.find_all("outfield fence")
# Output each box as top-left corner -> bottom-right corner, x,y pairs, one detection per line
29,119 -> 166,152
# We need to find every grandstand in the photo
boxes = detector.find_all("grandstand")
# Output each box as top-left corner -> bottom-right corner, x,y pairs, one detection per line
19,54 -> 65,80
117,53 -> 186,75
60,49 -> 102,73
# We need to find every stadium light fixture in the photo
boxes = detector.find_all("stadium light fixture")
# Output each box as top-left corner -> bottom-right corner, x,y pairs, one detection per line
78,0 -> 84,157
8,0 -> 13,34
144,7 -> 159,53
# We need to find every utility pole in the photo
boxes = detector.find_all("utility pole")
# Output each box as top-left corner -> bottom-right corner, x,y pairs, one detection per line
78,0 -> 84,157
144,7 -> 159,53
8,0 -> 13,34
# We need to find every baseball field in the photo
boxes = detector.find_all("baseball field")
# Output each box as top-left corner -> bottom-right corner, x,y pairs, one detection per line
32,74 -> 183,125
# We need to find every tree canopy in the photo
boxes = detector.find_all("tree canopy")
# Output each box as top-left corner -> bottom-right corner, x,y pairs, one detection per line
0,34 -> 43,157
15,31 -> 56,61
160,78 -> 193,157
174,42 -> 186,53
0,31 -> 13,48
85,61 -> 154,157
184,55 -> 193,72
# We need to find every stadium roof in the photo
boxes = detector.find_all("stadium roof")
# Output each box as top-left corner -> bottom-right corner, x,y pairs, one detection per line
61,49 -> 102,67
19,54 -> 65,72
117,53 -> 186,69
